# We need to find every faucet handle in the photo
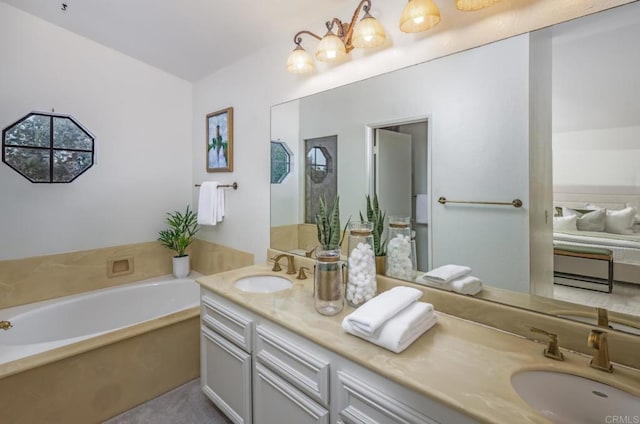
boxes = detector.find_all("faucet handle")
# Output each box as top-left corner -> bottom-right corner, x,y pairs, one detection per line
297,266 -> 309,280
270,256 -> 282,272
531,327 -> 564,361
588,329 -> 613,373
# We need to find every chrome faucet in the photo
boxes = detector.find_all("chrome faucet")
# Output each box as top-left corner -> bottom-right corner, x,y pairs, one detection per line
0,320 -> 12,330
587,329 -> 613,373
272,254 -> 297,275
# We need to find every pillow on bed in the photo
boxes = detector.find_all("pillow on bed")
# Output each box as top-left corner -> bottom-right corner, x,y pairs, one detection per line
605,206 -> 636,235
576,209 -> 606,232
553,215 -> 577,232
561,207 -> 605,231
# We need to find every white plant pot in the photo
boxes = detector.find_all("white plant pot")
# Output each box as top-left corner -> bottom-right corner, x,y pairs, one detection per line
172,255 -> 191,278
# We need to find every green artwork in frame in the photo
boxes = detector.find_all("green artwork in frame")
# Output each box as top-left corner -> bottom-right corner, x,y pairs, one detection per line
206,107 -> 233,172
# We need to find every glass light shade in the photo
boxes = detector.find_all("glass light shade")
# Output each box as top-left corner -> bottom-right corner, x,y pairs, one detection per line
352,14 -> 387,48
286,45 -> 315,74
455,0 -> 500,11
399,0 -> 440,33
315,32 -> 347,62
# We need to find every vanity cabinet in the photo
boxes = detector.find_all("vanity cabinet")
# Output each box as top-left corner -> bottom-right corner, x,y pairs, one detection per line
200,292 -> 253,424
200,288 -> 477,424
253,323 -> 331,424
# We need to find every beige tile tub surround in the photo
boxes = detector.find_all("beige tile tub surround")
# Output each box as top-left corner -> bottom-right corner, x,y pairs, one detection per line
0,239 -> 253,309
199,260 -> 640,423
0,311 -> 200,424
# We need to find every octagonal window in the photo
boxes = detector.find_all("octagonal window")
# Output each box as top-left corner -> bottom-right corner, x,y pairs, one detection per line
271,140 -> 292,184
2,112 -> 95,183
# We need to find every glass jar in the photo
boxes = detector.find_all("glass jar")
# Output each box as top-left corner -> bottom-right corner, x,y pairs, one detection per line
346,222 -> 377,307
385,216 -> 415,280
314,247 -> 344,316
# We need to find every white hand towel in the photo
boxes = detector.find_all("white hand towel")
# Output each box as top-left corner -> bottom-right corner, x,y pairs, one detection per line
345,286 -> 423,337
450,275 -> 483,296
197,181 -> 221,225
342,302 -> 437,353
416,194 -> 428,224
421,264 -> 472,284
216,185 -> 225,221
414,273 -> 452,289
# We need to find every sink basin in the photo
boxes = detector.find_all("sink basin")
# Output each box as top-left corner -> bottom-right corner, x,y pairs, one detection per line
234,275 -> 292,293
512,371 -> 640,423
556,314 -> 640,336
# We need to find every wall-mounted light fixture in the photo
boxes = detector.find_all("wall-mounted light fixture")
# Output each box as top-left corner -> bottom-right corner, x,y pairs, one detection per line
286,0 -> 387,74
287,0 -> 502,74
399,0 -> 441,33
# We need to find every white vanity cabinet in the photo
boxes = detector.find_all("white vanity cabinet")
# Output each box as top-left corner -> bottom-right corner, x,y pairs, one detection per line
200,290 -> 253,424
200,289 -> 478,424
253,323 -> 331,424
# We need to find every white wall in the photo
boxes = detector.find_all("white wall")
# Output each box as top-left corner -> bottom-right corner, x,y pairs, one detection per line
191,0 -> 633,265
554,126 -> 640,186
0,3 -> 192,260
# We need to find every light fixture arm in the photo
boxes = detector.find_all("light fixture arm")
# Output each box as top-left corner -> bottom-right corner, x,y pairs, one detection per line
342,0 -> 372,50
293,30 -> 322,47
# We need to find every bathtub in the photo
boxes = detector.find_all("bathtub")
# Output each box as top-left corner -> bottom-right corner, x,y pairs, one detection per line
0,273 -> 201,364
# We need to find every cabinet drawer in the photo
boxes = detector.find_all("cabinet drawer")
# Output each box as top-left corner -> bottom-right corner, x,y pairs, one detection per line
255,324 -> 330,406
202,294 -> 253,352
336,371 -> 438,424
254,363 -> 329,424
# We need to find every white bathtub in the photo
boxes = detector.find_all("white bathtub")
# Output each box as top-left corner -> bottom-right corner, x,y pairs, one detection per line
0,273 -> 201,364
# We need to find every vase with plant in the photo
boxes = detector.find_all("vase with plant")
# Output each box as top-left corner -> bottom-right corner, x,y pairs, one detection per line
360,193 -> 387,274
313,195 -> 349,316
158,205 -> 199,278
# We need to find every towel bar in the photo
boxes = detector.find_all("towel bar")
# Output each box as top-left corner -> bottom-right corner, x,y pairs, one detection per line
195,182 -> 238,190
438,196 -> 522,208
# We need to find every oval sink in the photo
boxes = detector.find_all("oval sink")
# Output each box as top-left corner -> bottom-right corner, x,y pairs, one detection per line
512,371 -> 640,423
234,275 -> 292,293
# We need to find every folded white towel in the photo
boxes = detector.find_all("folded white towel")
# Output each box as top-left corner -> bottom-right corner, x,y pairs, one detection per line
415,273 -> 483,296
345,286 -> 423,337
342,302 -> 437,353
421,264 -> 472,284
450,275 -> 483,295
197,181 -> 224,225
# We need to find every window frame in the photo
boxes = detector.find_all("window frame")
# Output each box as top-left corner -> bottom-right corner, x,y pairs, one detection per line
2,112 -> 95,183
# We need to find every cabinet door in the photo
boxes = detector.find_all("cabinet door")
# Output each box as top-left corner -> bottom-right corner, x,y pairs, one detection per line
254,363 -> 329,424
201,326 -> 252,424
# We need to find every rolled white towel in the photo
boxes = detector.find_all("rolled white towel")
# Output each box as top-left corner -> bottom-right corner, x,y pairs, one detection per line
342,302 -> 437,353
345,286 -> 423,337
421,264 -> 472,284
450,275 -> 483,296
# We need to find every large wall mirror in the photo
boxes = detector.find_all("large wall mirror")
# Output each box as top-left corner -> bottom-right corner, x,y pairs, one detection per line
270,2 -> 640,336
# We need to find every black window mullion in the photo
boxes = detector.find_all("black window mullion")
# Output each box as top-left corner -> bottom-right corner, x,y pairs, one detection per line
49,116 -> 54,182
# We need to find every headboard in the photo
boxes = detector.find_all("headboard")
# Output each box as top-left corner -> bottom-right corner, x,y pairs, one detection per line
553,185 -> 640,213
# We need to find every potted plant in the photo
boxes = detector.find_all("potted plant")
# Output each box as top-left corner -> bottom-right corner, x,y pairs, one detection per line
158,205 -> 199,278
360,193 -> 387,274
316,195 -> 349,250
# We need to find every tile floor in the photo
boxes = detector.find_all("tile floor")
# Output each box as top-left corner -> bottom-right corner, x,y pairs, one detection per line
103,379 -> 231,424
553,280 -> 640,316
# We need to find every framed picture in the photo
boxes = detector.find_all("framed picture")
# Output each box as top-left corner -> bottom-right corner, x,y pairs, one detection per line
206,107 -> 233,172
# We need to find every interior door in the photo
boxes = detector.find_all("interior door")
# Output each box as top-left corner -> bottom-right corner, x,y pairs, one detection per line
375,129 -> 412,217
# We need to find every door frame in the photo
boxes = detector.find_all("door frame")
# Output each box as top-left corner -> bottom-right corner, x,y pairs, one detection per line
365,114 -> 433,270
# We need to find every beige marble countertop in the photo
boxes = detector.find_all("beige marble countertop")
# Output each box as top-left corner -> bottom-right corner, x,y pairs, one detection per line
197,263 -> 640,424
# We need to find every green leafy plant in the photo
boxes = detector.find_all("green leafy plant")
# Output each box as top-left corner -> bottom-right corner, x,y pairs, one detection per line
158,206 -> 199,257
360,193 -> 386,256
316,195 -> 349,248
